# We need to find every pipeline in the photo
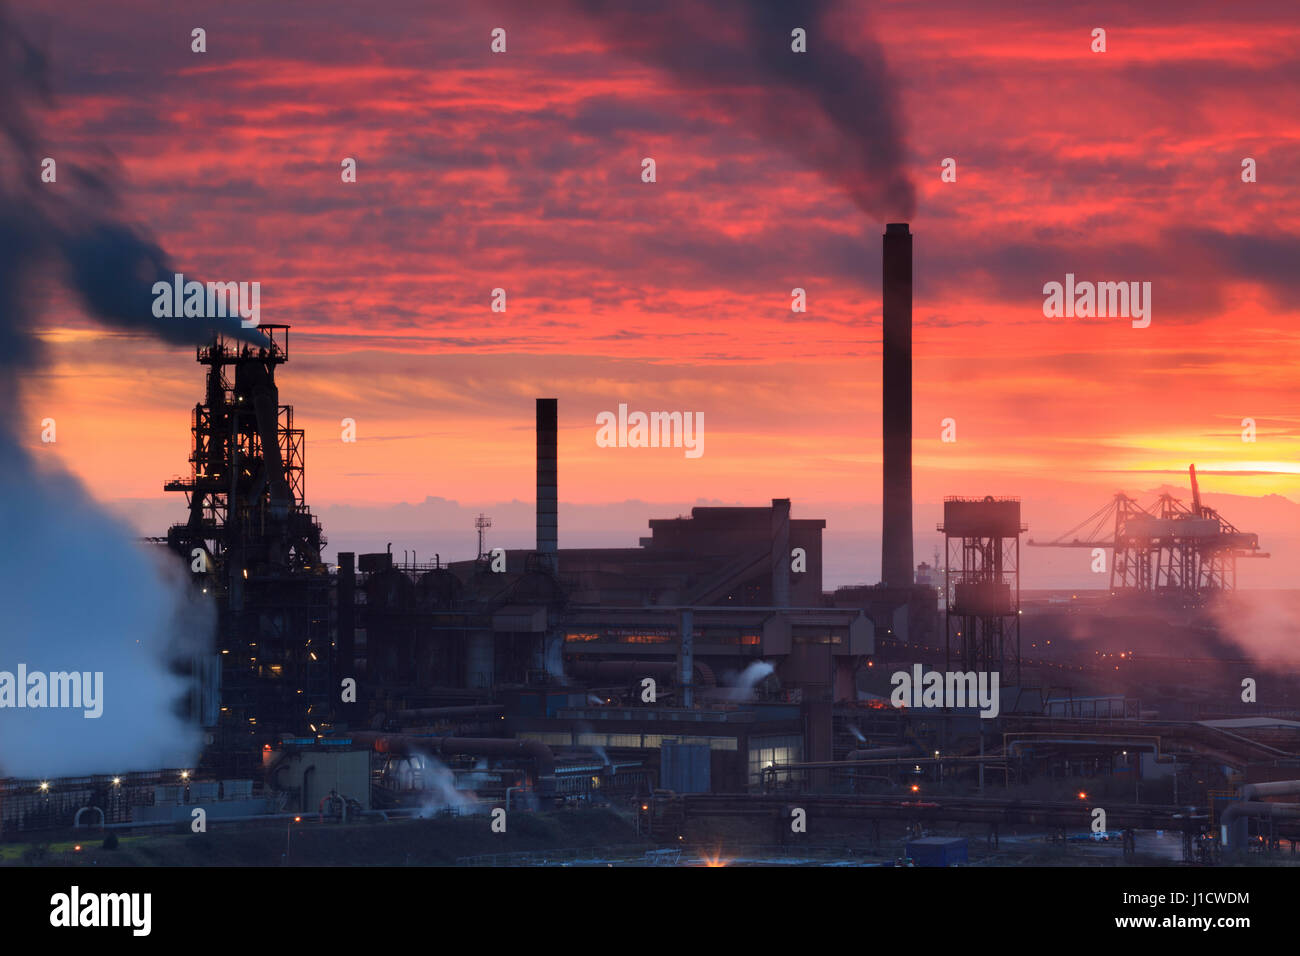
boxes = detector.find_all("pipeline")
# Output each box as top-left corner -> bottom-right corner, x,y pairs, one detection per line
1241,780 -> 1300,800
846,746 -> 917,761
1220,800 -> 1300,850
387,705 -> 504,721
1218,780 -> 1300,850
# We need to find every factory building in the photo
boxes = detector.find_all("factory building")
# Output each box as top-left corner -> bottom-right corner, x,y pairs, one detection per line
12,222 -> 1293,860
143,226 -> 940,803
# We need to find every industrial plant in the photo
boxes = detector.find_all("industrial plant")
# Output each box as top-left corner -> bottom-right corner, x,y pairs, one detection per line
4,224 -> 1297,868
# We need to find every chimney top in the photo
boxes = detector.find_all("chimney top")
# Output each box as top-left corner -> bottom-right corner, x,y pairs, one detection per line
885,222 -> 911,234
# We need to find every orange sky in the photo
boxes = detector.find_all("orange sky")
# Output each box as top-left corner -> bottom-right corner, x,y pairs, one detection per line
11,0 -> 1300,585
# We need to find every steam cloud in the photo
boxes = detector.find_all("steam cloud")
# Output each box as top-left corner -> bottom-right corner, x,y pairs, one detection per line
410,752 -> 483,817
723,660 -> 776,701
0,9 -> 255,778
1207,592 -> 1300,667
549,0 -> 916,220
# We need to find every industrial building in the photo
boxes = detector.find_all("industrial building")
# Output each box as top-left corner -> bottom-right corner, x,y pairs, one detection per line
7,223 -> 1296,865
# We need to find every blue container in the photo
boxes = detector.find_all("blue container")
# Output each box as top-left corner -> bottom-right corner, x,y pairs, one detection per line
905,836 -> 968,867
660,742 -> 711,793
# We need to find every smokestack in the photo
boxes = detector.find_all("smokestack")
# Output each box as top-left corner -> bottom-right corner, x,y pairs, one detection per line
882,223 -> 913,588
771,498 -> 791,607
536,398 -> 558,568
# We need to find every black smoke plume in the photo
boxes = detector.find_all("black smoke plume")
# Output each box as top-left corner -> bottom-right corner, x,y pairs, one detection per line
0,7 -> 254,777
561,0 -> 916,219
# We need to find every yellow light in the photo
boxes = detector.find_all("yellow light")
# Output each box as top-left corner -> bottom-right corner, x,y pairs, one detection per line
910,784 -> 919,793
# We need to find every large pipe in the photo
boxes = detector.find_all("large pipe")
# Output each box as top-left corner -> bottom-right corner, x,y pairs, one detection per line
1221,800 -> 1300,849
536,398 -> 558,569
1241,780 -> 1300,800
1220,780 -> 1300,849
881,222 -> 913,588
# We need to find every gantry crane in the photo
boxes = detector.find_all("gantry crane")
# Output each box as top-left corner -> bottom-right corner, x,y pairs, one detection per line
1027,465 -> 1268,596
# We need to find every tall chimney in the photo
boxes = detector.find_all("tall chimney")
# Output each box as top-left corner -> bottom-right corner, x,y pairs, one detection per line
771,497 -> 791,607
882,223 -> 913,588
536,398 -> 558,568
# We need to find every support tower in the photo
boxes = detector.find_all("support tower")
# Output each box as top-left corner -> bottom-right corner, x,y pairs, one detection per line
940,496 -> 1024,687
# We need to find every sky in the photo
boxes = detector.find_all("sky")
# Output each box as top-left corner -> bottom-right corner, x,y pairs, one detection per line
8,0 -> 1299,588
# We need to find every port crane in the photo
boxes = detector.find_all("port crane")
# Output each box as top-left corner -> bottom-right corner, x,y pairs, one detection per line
1027,465 -> 1268,596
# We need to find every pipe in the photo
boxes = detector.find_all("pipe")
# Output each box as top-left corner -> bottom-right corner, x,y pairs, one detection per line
769,754 -> 1006,772
1221,800 -> 1300,849
106,810 -> 306,830
389,705 -> 504,720
846,746 -> 916,761
1242,780 -> 1300,800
